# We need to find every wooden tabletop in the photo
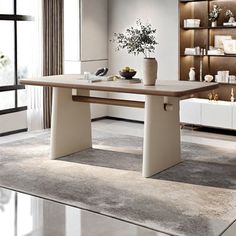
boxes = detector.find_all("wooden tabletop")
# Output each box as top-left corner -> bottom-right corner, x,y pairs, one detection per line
20,74 -> 219,97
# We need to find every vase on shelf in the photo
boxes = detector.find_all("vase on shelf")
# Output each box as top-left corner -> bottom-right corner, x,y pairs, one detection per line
211,21 -> 217,27
143,58 -> 158,86
189,67 -> 195,81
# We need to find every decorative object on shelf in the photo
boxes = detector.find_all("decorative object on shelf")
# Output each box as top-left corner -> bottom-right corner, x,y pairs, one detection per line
204,75 -> 214,83
208,91 -> 218,101
184,48 -> 196,55
200,48 -> 206,56
211,21 -> 217,28
214,93 -> 219,101
207,48 -> 224,55
184,19 -> 200,28
111,19 -> 158,86
184,46 -> 206,56
196,46 -> 201,55
215,71 -> 230,83
208,92 -> 213,101
214,35 -> 232,49
223,10 -> 236,26
223,40 -> 236,54
225,10 -> 235,23
199,56 -> 203,82
189,67 -> 195,81
230,88 -> 235,102
223,22 -> 236,27
119,67 -> 137,80
229,75 -> 236,83
209,4 -> 222,27
184,47 -> 197,55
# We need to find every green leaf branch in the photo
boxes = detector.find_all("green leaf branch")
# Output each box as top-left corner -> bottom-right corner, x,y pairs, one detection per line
111,19 -> 158,58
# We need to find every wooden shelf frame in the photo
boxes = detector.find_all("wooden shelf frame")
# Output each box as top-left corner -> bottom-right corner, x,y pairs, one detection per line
182,26 -> 236,30
180,54 -> 236,57
179,0 -> 236,85
180,0 -> 210,3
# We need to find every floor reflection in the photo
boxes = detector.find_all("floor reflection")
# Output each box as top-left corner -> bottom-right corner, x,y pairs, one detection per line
0,188 -> 12,211
0,187 -> 164,236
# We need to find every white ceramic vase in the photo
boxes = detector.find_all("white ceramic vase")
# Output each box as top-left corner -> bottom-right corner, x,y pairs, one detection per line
143,58 -> 158,86
211,21 -> 217,27
189,67 -> 195,81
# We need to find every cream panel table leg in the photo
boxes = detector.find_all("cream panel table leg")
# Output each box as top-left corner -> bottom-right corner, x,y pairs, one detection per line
143,96 -> 181,177
51,88 -> 92,159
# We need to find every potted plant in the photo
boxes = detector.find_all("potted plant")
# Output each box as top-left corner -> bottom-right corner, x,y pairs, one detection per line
209,5 -> 222,27
112,19 -> 158,85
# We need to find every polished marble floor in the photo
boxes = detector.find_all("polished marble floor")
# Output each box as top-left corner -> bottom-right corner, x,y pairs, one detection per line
0,187 -> 166,236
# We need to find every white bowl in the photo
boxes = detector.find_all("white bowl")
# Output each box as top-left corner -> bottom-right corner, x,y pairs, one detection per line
204,75 -> 214,82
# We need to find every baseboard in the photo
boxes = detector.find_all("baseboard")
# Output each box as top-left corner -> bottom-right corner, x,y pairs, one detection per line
91,116 -> 108,122
195,126 -> 236,136
0,128 -> 28,137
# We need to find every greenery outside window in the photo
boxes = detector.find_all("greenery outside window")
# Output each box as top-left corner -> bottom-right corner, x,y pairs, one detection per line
0,0 -> 34,116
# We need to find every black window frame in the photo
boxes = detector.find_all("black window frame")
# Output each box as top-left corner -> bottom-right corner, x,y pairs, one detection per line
0,0 -> 34,116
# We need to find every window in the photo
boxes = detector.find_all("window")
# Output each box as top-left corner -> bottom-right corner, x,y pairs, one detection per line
0,1 -> 34,116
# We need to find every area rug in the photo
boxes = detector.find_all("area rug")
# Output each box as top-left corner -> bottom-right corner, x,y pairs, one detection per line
0,130 -> 236,236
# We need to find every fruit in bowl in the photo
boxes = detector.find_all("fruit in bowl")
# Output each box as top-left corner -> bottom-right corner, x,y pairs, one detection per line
119,67 -> 137,79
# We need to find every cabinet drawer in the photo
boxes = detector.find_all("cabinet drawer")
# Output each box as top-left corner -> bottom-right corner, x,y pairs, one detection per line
202,102 -> 233,129
233,105 -> 236,130
180,99 -> 201,125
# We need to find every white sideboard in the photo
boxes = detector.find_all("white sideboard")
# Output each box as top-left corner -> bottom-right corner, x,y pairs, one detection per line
180,98 -> 201,125
180,98 -> 236,130
233,105 -> 236,130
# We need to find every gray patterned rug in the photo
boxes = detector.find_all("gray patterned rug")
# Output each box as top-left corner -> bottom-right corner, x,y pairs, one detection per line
0,130 -> 236,236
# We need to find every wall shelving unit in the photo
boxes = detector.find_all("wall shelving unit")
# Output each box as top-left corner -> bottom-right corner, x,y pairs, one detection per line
179,0 -> 236,101
179,0 -> 236,130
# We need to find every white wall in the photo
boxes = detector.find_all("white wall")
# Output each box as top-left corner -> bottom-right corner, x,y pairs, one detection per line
64,0 -> 179,121
81,0 -> 109,119
80,61 -> 108,119
64,0 -> 80,63
81,0 -> 108,61
64,0 -> 109,119
108,0 -> 179,120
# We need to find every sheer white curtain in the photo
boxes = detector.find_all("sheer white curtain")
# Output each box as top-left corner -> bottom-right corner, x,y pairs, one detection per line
26,0 -> 43,131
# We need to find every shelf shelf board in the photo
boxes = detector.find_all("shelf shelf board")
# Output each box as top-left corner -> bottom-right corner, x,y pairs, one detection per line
208,54 -> 236,58
218,82 -> 236,85
182,27 -> 207,30
180,0 -> 209,2
180,54 -> 236,58
180,54 -> 205,57
179,80 -> 236,86
182,26 -> 236,30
